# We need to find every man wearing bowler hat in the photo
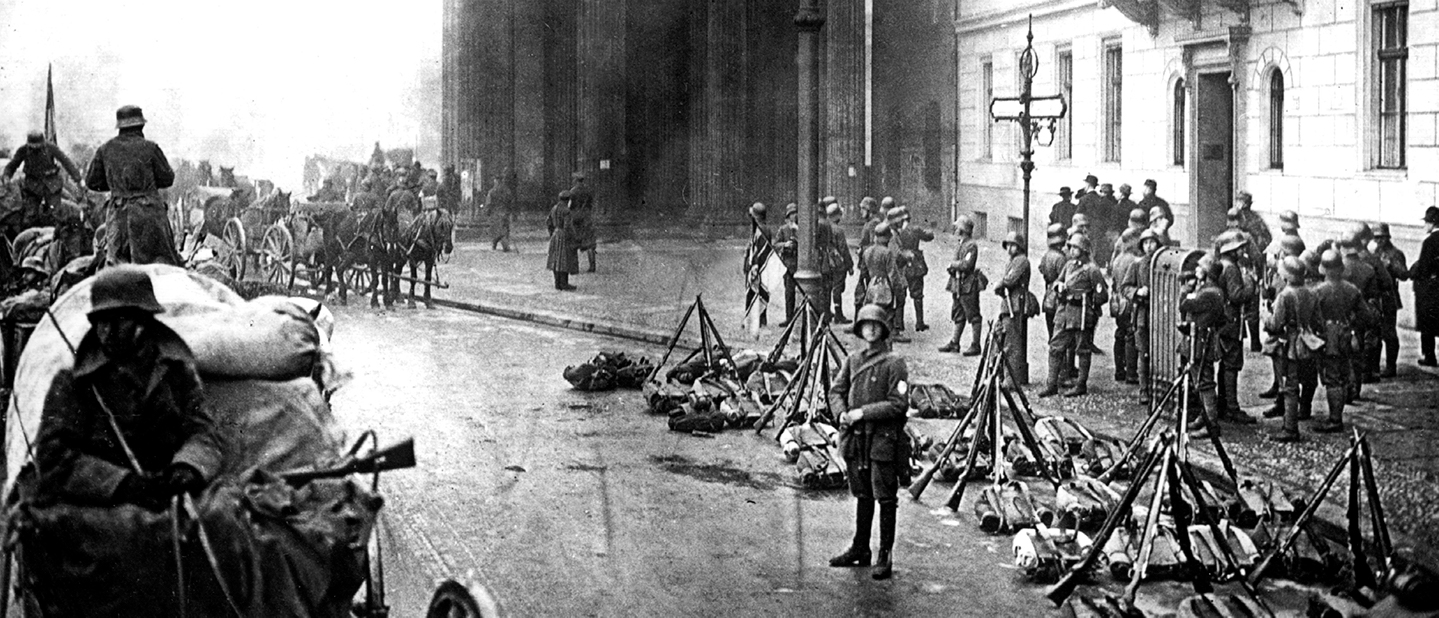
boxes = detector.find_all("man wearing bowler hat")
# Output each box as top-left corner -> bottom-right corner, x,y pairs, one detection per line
86,106 -> 182,266
1049,186 -> 1076,228
1409,207 -> 1439,366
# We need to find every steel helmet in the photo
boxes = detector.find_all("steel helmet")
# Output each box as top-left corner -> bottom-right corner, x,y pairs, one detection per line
874,221 -> 892,238
825,203 -> 843,217
1217,232 -> 1248,254
852,304 -> 891,338
1138,228 -> 1161,245
19,256 -> 49,276
1066,233 -> 1091,255
785,203 -> 798,217
880,196 -> 896,209
1002,231 -> 1027,252
887,206 -> 910,222
1196,255 -> 1223,282
954,214 -> 975,233
1279,210 -> 1300,228
1320,249 -> 1345,271
1279,235 -> 1306,256
1226,207 -> 1242,221
1046,223 -> 1067,244
750,202 -> 767,216
88,266 -> 165,317
1128,208 -> 1147,226
1280,256 -> 1307,281
1348,222 -> 1373,245
1070,213 -> 1089,227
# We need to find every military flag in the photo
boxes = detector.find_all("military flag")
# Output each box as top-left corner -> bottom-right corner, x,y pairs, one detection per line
743,219 -> 783,338
43,64 -> 57,145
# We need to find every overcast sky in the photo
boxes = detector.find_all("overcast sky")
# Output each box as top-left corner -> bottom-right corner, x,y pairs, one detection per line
0,0 -> 442,190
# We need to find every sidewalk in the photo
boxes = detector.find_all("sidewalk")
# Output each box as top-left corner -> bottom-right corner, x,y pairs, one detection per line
430,226 -> 1439,569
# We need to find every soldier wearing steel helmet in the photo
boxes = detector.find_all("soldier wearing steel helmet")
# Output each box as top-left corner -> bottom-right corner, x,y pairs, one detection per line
773,203 -> 801,323
1219,208 -> 1266,352
858,222 -> 904,335
824,201 -> 854,324
828,304 -> 910,581
939,215 -> 981,354
1108,228 -> 1144,385
1371,222 -> 1410,377
744,202 -> 774,327
892,205 -> 935,333
1263,256 -> 1323,442
34,267 -> 223,509
86,105 -> 183,266
1120,229 -> 1165,404
1353,223 -> 1396,382
884,206 -> 915,336
1313,249 -> 1377,433
853,197 -> 884,320
4,131 -> 84,223
1259,234 -> 1308,411
1213,230 -> 1259,424
1039,223 -> 1069,338
994,231 -> 1033,383
1040,233 -> 1108,397
1338,229 -> 1381,401
1111,207 -> 1147,266
1180,256 -> 1229,438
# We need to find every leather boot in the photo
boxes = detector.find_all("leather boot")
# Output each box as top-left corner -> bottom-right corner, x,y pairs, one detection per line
1191,390 -> 1222,439
586,250 -> 596,273
1220,371 -> 1255,424
1248,319 -> 1262,352
1298,381 -> 1316,420
1312,390 -> 1346,433
833,305 -> 850,325
1259,361 -> 1279,399
1263,392 -> 1285,418
938,323 -> 964,353
872,502 -> 896,580
831,500 -> 873,567
1064,356 -> 1090,397
871,550 -> 893,580
1137,353 -> 1152,405
1384,343 -> 1399,378
961,322 -> 982,356
1270,385 -> 1303,442
914,299 -> 928,331
1039,356 -> 1063,398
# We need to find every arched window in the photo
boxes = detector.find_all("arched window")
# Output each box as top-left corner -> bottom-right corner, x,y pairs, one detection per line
1269,70 -> 1284,169
1172,78 -> 1185,166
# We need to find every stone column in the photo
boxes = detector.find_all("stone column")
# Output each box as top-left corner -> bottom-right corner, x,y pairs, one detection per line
795,2 -> 826,303
823,0 -> 864,205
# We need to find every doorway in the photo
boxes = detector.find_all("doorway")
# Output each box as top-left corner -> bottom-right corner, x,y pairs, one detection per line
1193,71 -> 1233,247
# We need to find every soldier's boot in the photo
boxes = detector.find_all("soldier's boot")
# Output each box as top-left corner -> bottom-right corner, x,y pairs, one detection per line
830,500 -> 873,567
1219,371 -> 1256,424
1259,358 -> 1280,398
961,321 -> 982,356
1137,354 -> 1152,406
1124,340 -> 1140,384
938,322 -> 964,353
832,304 -> 850,325
1190,391 -> 1223,439
1268,389 -> 1303,443
1063,356 -> 1091,397
1312,390 -> 1347,433
1298,381 -> 1316,420
871,502 -> 896,580
1038,356 -> 1064,398
1383,342 -> 1399,378
586,249 -> 596,273
913,298 -> 929,331
1263,392 -> 1286,418
1248,318 -> 1263,353
1112,336 -> 1127,381
894,298 -> 907,332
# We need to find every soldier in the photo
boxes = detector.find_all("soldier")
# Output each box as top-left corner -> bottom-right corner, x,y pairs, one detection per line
1039,223 -> 1068,338
853,197 -> 884,320
1049,187 -> 1076,228
4,131 -> 84,221
828,203 -> 855,324
351,179 -> 381,213
1111,208 -> 1147,266
1412,207 -> 1439,366
994,232 -> 1032,384
1138,179 -> 1173,228
1149,206 -> 1175,247
744,202 -> 774,327
828,304 -> 910,581
884,207 -> 912,342
1263,257 -> 1323,442
1109,228 -> 1143,384
1338,228 -> 1381,400
386,172 -> 420,214
1314,249 -> 1376,433
858,223 -> 903,331
814,200 -> 840,323
1069,213 -> 1091,239
774,204 -> 800,323
85,106 -> 183,266
1354,223 -> 1396,382
1120,229 -> 1165,405
893,206 -> 934,333
1180,257 -> 1228,439
1372,223 -> 1410,377
568,172 -> 597,273
1214,232 -> 1259,424
1040,233 -> 1107,398
1218,209 -> 1265,353
1115,184 -> 1140,233
36,267 -> 222,509
486,176 -> 514,252
438,164 -> 461,213
1259,234 -> 1307,407
546,191 -> 579,290
1091,183 -> 1118,268
939,215 -> 981,355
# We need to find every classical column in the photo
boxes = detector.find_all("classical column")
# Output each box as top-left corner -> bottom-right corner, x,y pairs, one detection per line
795,1 -> 826,303
576,0 -> 627,216
823,0 -> 864,204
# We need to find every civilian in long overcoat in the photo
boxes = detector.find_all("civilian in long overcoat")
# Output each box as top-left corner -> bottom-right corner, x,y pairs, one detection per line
546,192 -> 580,289
1411,207 -> 1439,364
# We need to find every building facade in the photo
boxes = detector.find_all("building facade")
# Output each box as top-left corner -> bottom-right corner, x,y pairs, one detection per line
958,0 -> 1438,256
441,1 -> 957,226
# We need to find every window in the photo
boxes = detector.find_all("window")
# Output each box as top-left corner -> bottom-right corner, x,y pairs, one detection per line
1269,71 -> 1284,169
1102,40 -> 1123,163
1173,78 -> 1186,166
1375,3 -> 1407,169
1056,48 -> 1072,159
981,59 -> 994,159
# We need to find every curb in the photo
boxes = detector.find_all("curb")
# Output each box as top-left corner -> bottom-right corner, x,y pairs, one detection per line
430,297 -> 702,351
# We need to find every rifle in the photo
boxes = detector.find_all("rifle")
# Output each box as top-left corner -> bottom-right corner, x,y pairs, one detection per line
1247,436 -> 1362,586
907,369 -> 989,500
281,438 -> 417,487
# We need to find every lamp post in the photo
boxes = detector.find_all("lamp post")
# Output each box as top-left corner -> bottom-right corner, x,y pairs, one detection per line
794,1 -> 827,312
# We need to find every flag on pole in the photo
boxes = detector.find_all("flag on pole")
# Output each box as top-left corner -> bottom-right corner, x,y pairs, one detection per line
43,64 -> 57,145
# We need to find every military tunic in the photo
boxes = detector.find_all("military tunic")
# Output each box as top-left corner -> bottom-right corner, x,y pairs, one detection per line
1049,259 -> 1108,358
5,141 -> 82,209
828,344 -> 909,503
1179,283 -> 1227,393
945,237 -> 980,325
86,129 -> 181,266
895,226 -> 934,301
1315,278 -> 1372,386
859,242 -> 904,311
1039,247 -> 1067,335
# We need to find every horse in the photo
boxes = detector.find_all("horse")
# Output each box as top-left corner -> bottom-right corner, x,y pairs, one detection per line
313,206 -> 402,307
399,207 -> 454,308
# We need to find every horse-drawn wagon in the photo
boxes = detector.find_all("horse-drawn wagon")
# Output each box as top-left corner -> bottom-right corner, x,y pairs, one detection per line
183,187 -> 329,291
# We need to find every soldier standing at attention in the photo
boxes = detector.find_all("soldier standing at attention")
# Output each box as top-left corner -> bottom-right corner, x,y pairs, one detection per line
828,304 -> 910,581
827,202 -> 854,324
1411,207 -> 1439,367
1040,233 -> 1107,398
994,232 -> 1032,383
568,172 -> 597,272
853,197 -> 883,320
1313,250 -> 1376,433
86,106 -> 183,266
894,206 -> 935,333
774,204 -> 800,324
1260,235 -> 1308,418
814,199 -> 840,323
1049,186 -> 1076,228
1354,223 -> 1396,382
1108,228 -> 1142,384
1213,232 -> 1259,425
1181,258 -> 1229,439
1120,229 -> 1164,405
1039,224 -> 1068,338
1264,257 -> 1323,443
939,215 -> 981,355
1371,223 -> 1410,377
1339,229 -> 1381,401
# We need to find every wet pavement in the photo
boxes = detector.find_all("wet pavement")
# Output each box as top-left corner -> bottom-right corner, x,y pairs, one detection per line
324,305 -> 1302,616
417,224 -> 1439,569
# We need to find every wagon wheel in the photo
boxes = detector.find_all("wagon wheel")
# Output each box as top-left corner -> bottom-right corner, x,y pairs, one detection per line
345,264 -> 372,295
220,217 -> 248,280
425,580 -> 501,618
260,223 -> 294,287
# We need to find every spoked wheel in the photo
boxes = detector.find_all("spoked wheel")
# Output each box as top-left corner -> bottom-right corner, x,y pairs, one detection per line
425,580 -> 501,618
220,218 -> 248,280
345,265 -> 373,295
260,223 -> 294,287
